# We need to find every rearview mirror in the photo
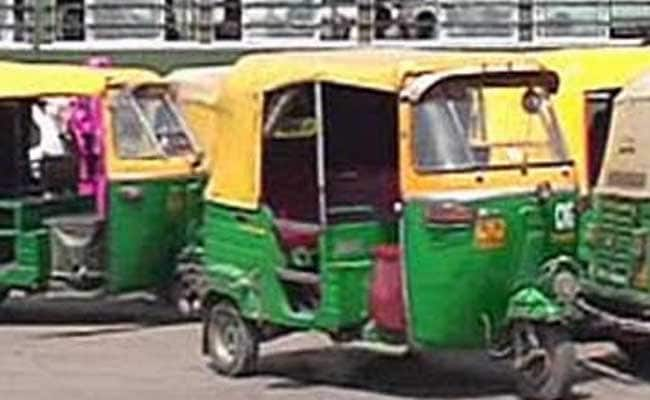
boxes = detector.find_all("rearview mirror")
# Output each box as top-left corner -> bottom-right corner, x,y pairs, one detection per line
522,88 -> 543,114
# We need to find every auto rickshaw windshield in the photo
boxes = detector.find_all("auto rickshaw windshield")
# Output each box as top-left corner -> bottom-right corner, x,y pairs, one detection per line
413,80 -> 569,172
112,86 -> 196,159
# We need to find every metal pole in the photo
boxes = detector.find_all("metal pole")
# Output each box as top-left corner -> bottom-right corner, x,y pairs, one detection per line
357,0 -> 373,44
315,83 -> 327,226
198,0 -> 211,43
32,0 -> 42,49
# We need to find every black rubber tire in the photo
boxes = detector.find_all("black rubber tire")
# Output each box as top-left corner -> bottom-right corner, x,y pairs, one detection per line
205,301 -> 259,377
513,323 -> 576,400
168,265 -> 208,319
617,341 -> 650,377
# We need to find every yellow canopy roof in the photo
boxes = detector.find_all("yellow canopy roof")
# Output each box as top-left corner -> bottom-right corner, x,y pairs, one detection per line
165,66 -> 232,105
0,61 -> 161,99
614,68 -> 650,102
206,48 -> 548,209
224,49 -> 540,94
531,47 -> 650,191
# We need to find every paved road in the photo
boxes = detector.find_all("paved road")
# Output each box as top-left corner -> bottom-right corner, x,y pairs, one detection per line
1,298 -> 649,400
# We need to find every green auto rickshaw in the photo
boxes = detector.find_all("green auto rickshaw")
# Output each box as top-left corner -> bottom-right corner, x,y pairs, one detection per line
0,61 -> 204,310
558,69 -> 650,374
197,50 -> 580,400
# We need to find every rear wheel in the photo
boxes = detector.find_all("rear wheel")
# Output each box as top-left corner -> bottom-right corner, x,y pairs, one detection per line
513,322 -> 576,400
205,301 -> 259,377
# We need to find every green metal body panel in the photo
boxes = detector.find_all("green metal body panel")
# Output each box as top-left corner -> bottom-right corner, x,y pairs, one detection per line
400,192 -> 576,349
203,190 -> 574,347
314,221 -> 397,328
106,178 -> 203,293
202,203 -> 396,331
577,195 -> 650,313
0,178 -> 203,295
0,196 -> 93,289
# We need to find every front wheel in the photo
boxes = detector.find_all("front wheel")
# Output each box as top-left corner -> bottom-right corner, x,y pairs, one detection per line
513,322 -> 576,400
617,341 -> 650,377
205,301 -> 259,377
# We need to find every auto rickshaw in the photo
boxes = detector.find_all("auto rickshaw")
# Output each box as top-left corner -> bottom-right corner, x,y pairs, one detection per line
0,61 -> 203,308
553,69 -> 650,373
197,49 -> 579,400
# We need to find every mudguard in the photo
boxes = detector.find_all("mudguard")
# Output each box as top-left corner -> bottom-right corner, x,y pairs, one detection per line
508,256 -> 583,323
507,287 -> 564,323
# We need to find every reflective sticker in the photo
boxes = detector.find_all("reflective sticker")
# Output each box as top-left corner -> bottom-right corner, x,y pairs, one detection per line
475,217 -> 507,249
554,201 -> 576,231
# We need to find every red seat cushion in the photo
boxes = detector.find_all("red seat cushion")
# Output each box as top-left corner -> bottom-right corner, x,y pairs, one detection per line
276,219 -> 321,248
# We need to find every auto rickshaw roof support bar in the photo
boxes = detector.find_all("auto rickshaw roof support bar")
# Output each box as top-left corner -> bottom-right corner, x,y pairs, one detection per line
315,82 -> 327,226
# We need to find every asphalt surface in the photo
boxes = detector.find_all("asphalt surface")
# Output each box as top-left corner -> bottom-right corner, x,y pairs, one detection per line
1,298 -> 650,400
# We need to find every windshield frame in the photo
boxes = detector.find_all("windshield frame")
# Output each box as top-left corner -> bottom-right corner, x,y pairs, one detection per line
111,85 -> 199,161
408,76 -> 573,175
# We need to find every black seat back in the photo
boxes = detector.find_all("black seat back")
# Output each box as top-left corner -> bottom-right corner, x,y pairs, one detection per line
41,155 -> 78,193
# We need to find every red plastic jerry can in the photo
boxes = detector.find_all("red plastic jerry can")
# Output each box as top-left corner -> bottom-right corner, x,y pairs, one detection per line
370,244 -> 406,333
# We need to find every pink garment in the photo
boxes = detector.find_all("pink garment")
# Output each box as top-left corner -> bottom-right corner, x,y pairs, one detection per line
67,56 -> 114,217
69,96 -> 106,217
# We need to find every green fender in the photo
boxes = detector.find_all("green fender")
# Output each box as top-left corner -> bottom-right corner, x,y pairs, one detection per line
507,287 -> 564,323
203,263 -> 262,320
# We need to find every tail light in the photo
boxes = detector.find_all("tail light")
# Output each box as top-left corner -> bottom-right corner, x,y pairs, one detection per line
425,202 -> 475,226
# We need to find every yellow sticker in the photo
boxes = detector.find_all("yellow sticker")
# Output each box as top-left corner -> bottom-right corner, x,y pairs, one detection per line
475,217 -> 507,249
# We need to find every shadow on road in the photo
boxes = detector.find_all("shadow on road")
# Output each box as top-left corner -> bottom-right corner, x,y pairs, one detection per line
256,346 -> 517,398
0,297 -> 189,327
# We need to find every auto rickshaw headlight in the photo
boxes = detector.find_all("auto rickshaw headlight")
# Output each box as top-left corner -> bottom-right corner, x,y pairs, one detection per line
553,271 -> 580,303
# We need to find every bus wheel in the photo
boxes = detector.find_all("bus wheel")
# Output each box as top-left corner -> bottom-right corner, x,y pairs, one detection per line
206,301 -> 259,377
513,322 -> 575,400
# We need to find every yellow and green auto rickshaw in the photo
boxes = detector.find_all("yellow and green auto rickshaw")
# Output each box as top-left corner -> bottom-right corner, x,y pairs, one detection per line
553,69 -> 650,375
195,49 -> 580,400
0,61 -> 204,311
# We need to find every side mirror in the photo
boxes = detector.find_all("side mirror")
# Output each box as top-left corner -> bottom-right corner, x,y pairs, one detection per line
522,88 -> 544,114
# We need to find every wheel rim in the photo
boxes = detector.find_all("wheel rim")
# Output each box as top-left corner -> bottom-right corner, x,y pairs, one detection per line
212,310 -> 242,366
521,350 -> 552,388
515,325 -> 553,389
